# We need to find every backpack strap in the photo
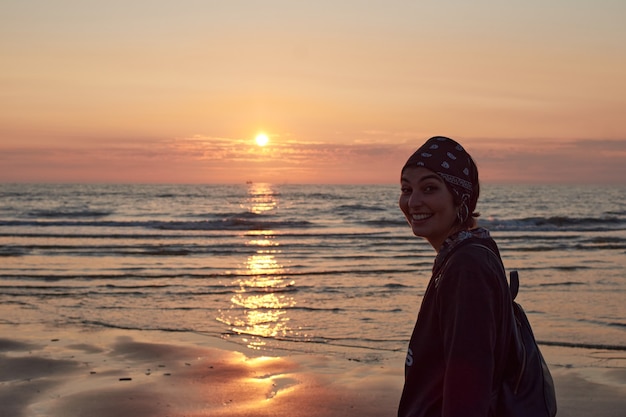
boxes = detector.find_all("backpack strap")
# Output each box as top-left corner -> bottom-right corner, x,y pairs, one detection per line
509,271 -> 520,301
469,243 -> 520,302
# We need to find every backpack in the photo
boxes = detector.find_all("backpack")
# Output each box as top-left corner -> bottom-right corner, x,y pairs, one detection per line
495,269 -> 558,417
473,243 -> 557,416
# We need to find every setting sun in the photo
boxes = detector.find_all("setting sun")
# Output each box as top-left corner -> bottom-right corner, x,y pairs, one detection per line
255,133 -> 269,147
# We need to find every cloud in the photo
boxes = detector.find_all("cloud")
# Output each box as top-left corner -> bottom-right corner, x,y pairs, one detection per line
1,135 -> 624,184
0,135 -> 407,183
167,135 -> 409,166
568,139 -> 626,153
467,138 -> 626,184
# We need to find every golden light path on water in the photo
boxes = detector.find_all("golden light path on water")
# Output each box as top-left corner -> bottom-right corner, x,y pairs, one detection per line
220,183 -> 296,350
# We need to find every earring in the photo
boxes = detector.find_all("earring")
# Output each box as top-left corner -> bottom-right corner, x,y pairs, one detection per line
457,202 -> 469,224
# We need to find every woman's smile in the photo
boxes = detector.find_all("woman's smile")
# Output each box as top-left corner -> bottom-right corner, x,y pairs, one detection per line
410,213 -> 433,222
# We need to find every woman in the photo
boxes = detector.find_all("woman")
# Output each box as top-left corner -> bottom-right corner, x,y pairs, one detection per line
397,136 -> 514,417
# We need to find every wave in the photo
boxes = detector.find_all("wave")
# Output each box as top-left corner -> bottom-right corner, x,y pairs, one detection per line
26,208 -> 113,218
0,218 -> 313,231
4,214 -> 624,234
361,218 -> 408,228
538,281 -> 587,287
25,317 -> 626,355
334,204 -> 386,214
483,216 -> 626,232
0,245 -> 30,257
79,320 -> 197,333
537,340 -> 626,352
0,268 -> 419,284
220,329 -> 406,354
362,215 -> 626,232
0,287 -> 245,298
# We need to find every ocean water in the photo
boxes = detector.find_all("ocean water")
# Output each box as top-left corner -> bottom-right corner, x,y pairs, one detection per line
0,183 -> 625,362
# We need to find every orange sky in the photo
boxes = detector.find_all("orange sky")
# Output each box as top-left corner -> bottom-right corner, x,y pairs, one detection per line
1,1 -> 625,184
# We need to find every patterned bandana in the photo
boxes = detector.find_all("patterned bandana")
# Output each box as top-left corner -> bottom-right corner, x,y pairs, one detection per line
401,136 -> 477,203
433,227 -> 491,273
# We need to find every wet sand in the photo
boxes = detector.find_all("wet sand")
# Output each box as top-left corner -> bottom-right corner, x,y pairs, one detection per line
1,323 -> 624,417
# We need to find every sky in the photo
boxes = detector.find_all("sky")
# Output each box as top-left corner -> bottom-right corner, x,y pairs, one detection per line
1,0 -> 625,184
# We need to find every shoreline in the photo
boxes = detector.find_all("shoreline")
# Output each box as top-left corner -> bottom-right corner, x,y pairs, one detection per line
1,323 -> 625,417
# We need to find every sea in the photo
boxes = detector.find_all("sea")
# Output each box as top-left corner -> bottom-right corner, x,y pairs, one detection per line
1,183 -> 625,364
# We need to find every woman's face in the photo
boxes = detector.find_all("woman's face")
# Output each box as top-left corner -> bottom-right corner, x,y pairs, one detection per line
399,167 -> 459,251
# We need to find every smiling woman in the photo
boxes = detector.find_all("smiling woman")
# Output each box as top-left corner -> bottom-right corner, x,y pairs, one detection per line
255,133 -> 269,147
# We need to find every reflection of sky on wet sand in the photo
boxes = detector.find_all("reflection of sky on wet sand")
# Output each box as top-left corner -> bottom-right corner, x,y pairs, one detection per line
1,324 -> 401,417
220,183 -> 296,350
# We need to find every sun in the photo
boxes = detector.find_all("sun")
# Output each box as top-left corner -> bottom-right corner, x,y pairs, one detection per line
255,133 -> 269,147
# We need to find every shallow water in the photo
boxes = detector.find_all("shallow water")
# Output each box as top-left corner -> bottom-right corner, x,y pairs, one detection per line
1,183 -> 625,361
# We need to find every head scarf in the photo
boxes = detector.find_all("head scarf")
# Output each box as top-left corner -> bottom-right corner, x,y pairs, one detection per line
401,136 -> 478,220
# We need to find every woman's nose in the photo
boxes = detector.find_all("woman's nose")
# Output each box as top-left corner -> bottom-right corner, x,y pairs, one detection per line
408,191 -> 422,208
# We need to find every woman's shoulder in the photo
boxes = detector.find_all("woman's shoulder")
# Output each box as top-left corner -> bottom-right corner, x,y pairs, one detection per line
454,239 -> 499,260
445,236 -> 500,264
438,238 -> 505,286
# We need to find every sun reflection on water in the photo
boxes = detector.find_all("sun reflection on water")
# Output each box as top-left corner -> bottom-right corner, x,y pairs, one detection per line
219,183 -> 297,350
244,182 -> 278,214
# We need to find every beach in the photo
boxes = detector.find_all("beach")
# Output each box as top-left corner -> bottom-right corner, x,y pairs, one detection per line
1,323 -> 624,417
1,183 -> 625,416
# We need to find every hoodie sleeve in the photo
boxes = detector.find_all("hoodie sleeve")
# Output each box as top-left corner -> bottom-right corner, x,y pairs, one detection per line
435,249 -> 503,417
